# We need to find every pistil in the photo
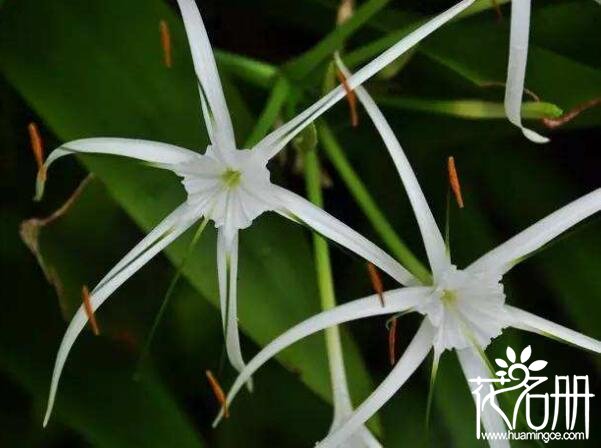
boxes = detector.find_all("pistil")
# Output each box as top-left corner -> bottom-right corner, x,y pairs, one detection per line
221,168 -> 242,188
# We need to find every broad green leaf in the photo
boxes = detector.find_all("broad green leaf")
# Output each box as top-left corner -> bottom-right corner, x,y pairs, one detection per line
0,0 -> 375,426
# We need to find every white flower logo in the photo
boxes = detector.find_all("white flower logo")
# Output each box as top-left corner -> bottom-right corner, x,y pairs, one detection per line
494,345 -> 548,383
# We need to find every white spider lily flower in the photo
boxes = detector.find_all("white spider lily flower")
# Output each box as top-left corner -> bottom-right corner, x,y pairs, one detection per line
38,0 -> 476,427
216,61 -> 601,447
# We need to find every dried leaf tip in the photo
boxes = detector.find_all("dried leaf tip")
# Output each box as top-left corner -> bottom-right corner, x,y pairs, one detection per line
388,317 -> 398,366
28,122 -> 46,180
367,262 -> 385,306
335,69 -> 359,128
159,20 -> 172,68
447,156 -> 464,209
82,285 -> 100,336
542,96 -> 601,129
206,370 -> 229,418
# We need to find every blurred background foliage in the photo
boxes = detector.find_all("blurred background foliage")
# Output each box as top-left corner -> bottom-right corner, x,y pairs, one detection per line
0,0 -> 600,446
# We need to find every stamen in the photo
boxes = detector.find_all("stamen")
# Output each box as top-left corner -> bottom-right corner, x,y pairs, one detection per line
28,122 -> 46,181
447,156 -> 464,209
82,285 -> 100,336
542,97 -> 601,129
206,370 -> 229,418
336,69 -> 359,128
366,262 -> 385,306
159,20 -> 172,68
388,317 -> 398,365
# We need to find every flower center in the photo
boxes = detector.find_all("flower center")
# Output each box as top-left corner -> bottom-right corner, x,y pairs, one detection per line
441,289 -> 457,305
174,146 -> 274,232
221,168 -> 242,188
415,266 -> 508,353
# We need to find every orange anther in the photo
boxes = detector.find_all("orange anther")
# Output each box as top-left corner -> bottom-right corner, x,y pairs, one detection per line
388,317 -> 398,366
28,122 -> 46,180
206,370 -> 229,418
367,263 -> 385,307
159,20 -> 172,68
82,285 -> 100,336
447,156 -> 464,209
336,69 -> 359,128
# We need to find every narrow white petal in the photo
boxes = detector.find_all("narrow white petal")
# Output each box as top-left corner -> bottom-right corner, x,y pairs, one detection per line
176,0 -> 236,150
506,305 -> 601,353
217,229 -> 228,330
457,347 -> 510,448
96,203 -> 192,291
273,186 -> 414,285
253,0 -> 475,160
43,210 -> 196,426
42,138 -> 197,177
317,320 -> 434,448
336,55 -> 448,278
504,0 -> 548,144
225,232 -> 251,380
468,189 -> 601,275
213,287 -> 431,426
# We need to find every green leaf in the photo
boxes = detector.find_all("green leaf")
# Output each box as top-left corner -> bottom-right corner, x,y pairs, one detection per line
0,0 -> 375,421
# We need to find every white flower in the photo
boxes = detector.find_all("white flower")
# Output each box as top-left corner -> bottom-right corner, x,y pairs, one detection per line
216,59 -> 601,447
37,0 -> 475,427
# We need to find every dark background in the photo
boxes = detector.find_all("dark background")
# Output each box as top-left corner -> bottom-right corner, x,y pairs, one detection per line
0,0 -> 600,446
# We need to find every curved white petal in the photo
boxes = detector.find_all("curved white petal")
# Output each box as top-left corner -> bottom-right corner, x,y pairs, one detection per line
213,287 -> 430,426
272,186 -> 414,285
253,0 -> 475,161
504,0 -> 548,144
217,228 -> 228,330
457,347 -> 510,448
53,138 -> 197,165
221,230 -> 252,389
317,320 -> 434,448
506,305 -> 601,353
336,56 -> 448,278
36,138 -> 199,200
43,207 -> 197,426
176,0 -> 236,150
468,189 -> 601,275
96,203 -> 193,291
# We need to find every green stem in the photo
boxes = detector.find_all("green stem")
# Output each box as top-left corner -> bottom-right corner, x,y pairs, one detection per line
303,138 -> 353,413
318,122 -> 431,284
244,77 -> 291,148
215,50 -> 278,89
